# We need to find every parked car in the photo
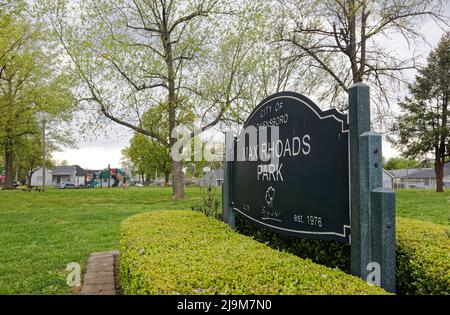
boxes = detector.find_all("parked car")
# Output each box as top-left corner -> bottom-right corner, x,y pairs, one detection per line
59,183 -> 76,189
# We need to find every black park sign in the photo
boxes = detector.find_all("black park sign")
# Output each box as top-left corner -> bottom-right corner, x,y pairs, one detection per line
231,91 -> 350,243
223,85 -> 396,292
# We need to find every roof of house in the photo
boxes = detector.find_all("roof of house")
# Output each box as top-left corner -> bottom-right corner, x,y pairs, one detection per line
200,168 -> 224,182
386,168 -> 425,178
382,169 -> 394,178
51,165 -> 86,176
404,162 -> 450,179
74,165 -> 86,176
51,166 -> 76,175
212,168 -> 224,180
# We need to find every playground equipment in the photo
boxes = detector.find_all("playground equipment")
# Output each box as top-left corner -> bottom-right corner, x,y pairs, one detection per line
86,165 -> 130,188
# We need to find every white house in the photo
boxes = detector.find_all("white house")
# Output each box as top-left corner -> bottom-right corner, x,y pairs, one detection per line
402,163 -> 450,189
30,167 -> 53,186
199,168 -> 224,187
30,165 -> 86,187
384,162 -> 450,189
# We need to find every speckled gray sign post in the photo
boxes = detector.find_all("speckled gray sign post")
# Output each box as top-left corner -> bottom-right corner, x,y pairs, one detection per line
349,83 -> 396,293
222,131 -> 235,229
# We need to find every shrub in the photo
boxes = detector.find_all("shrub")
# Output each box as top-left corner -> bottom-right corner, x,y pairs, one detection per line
236,213 -> 351,272
236,213 -> 450,295
396,217 -> 449,295
190,184 -> 221,220
119,211 -> 387,295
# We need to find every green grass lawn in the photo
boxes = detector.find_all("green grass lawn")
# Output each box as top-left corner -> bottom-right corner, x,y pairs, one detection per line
0,187 -> 202,294
0,187 -> 448,294
396,189 -> 450,225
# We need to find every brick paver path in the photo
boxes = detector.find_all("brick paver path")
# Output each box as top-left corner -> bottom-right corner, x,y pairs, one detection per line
81,250 -> 120,295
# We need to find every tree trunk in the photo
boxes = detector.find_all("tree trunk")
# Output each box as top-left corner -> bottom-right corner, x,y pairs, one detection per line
163,26 -> 185,199
3,143 -> 14,189
164,172 -> 170,187
434,160 -> 444,192
171,159 -> 184,199
27,174 -> 32,188
27,169 -> 36,188
144,174 -> 151,186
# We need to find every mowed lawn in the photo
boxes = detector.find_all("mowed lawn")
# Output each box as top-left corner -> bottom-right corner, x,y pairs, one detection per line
0,187 -> 202,294
0,187 -> 448,294
396,189 -> 450,225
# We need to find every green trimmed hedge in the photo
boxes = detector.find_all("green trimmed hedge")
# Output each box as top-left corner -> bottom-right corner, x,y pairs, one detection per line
236,213 -> 450,295
236,213 -> 351,271
119,211 -> 386,295
396,217 -> 450,295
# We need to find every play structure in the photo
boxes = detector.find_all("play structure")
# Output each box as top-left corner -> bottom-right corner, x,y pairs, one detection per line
86,165 -> 130,188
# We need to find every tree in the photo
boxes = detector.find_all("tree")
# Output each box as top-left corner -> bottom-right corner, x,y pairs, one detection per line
122,133 -> 172,186
392,33 -> 449,192
0,11 -> 75,189
121,103 -> 174,186
383,156 -> 430,170
40,0 -> 229,199
40,0 -> 277,199
14,134 -> 55,187
275,0 -> 447,125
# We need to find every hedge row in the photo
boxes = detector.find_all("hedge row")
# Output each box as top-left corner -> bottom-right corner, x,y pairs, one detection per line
236,213 -> 450,295
119,211 -> 386,295
235,213 -> 351,271
396,217 -> 449,295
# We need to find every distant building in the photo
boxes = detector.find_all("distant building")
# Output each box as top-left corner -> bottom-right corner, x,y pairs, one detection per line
384,162 -> 450,189
402,163 -> 450,189
31,165 -> 86,187
199,168 -> 224,187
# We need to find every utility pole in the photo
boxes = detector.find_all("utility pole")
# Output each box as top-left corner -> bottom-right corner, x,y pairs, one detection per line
42,119 -> 46,189
108,164 -> 111,188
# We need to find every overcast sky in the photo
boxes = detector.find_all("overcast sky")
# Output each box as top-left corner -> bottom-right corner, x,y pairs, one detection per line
53,9 -> 449,170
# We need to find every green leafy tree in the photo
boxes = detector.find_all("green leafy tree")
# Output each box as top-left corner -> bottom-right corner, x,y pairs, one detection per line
122,103 -> 173,186
392,33 -> 449,192
383,157 -> 429,170
0,10 -> 75,189
40,0 -> 228,199
123,133 -> 172,186
14,134 -> 55,186
39,0 -> 280,199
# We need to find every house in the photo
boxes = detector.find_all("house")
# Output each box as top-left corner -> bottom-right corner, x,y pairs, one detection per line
385,162 -> 450,189
30,165 -> 86,187
199,168 -> 224,187
385,168 -> 423,188
403,163 -> 450,189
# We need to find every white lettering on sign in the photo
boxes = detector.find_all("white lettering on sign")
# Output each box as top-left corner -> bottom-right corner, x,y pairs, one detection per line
257,164 -> 284,181
246,135 -> 311,163
302,134 -> 311,155
259,102 -> 284,120
256,114 -> 289,128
